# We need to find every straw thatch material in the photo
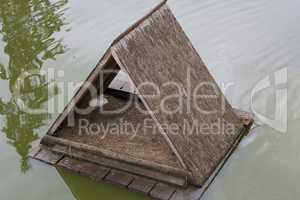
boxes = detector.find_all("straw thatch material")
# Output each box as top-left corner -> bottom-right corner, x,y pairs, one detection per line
111,4 -> 243,186
36,0 -> 250,190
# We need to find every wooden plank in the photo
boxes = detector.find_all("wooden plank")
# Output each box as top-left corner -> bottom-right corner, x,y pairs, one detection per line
170,186 -> 203,200
112,4 -> 244,186
105,169 -> 135,186
234,108 -> 254,130
34,147 -> 63,165
50,143 -> 187,187
42,135 -> 188,178
128,176 -> 156,194
57,157 -> 110,181
150,183 -> 176,200
28,144 -> 41,158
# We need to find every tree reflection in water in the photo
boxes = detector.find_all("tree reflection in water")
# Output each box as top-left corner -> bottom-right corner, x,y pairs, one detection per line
0,0 -> 68,172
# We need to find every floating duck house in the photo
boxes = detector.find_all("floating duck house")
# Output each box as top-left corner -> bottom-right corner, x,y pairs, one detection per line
31,1 -> 254,199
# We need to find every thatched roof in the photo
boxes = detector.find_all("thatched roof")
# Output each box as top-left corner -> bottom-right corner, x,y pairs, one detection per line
45,0 -> 244,186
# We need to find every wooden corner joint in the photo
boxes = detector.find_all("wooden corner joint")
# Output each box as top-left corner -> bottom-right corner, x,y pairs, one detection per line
238,113 -> 254,129
233,108 -> 254,130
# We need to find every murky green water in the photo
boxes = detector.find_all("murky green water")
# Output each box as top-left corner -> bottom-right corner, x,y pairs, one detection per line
0,0 -> 300,199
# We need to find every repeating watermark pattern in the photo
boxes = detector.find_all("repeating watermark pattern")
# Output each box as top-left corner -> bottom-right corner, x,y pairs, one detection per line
251,68 -> 287,133
11,66 -> 288,138
77,118 -> 237,139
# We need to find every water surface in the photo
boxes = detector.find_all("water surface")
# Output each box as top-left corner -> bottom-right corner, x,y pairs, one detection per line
0,0 -> 300,199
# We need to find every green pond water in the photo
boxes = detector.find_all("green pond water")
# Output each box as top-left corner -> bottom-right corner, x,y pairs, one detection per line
0,0 -> 300,199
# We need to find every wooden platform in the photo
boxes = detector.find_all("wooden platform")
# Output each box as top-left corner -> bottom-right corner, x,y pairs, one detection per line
30,1 -> 255,199
42,1 -> 249,187
30,106 -> 253,200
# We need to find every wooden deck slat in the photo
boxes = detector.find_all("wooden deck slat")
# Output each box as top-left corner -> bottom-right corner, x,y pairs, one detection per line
51,144 -> 187,187
170,186 -> 203,200
43,135 -> 187,178
57,157 -> 110,181
34,147 -> 63,165
28,145 -> 41,158
32,108 -> 252,200
150,183 -> 177,200
128,176 -> 157,194
105,170 -> 135,186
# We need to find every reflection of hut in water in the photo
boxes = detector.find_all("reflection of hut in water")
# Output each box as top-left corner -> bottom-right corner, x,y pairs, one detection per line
0,0 -> 67,172
32,1 -> 253,199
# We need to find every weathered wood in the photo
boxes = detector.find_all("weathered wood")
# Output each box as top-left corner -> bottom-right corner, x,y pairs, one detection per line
171,125 -> 250,200
56,91 -> 183,169
57,157 -> 110,181
42,135 -> 188,178
28,144 -> 41,158
32,108 -> 252,200
34,146 -> 63,165
170,186 -> 203,200
150,183 -> 176,200
111,0 -> 168,47
105,169 -> 135,186
44,110 -> 252,200
34,0 -> 255,196
128,176 -> 157,194
111,4 -> 244,186
234,108 -> 254,130
48,51 -> 120,136
51,144 -> 187,187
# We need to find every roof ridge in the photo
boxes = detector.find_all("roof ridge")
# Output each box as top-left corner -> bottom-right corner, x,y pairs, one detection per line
110,0 -> 168,47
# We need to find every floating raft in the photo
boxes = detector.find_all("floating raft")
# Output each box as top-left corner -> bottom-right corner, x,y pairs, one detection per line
31,1 -> 254,199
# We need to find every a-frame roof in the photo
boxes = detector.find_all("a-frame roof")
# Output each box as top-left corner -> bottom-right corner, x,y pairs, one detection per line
111,3 -> 243,186
46,0 -> 244,186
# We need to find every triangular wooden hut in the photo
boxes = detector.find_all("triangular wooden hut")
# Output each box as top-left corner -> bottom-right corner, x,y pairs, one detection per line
31,1 -> 253,199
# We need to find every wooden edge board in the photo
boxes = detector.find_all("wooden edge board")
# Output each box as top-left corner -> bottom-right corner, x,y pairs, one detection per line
57,157 -> 111,181
33,145 -> 64,165
57,156 -> 158,195
28,142 -> 42,158
57,156 -> 175,199
31,124 -> 251,200
105,169 -> 136,187
56,155 -> 176,200
128,176 -> 157,194
50,144 -> 187,187
150,182 -> 177,200
32,108 -> 253,199
41,135 -> 189,179
32,125 -> 251,200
